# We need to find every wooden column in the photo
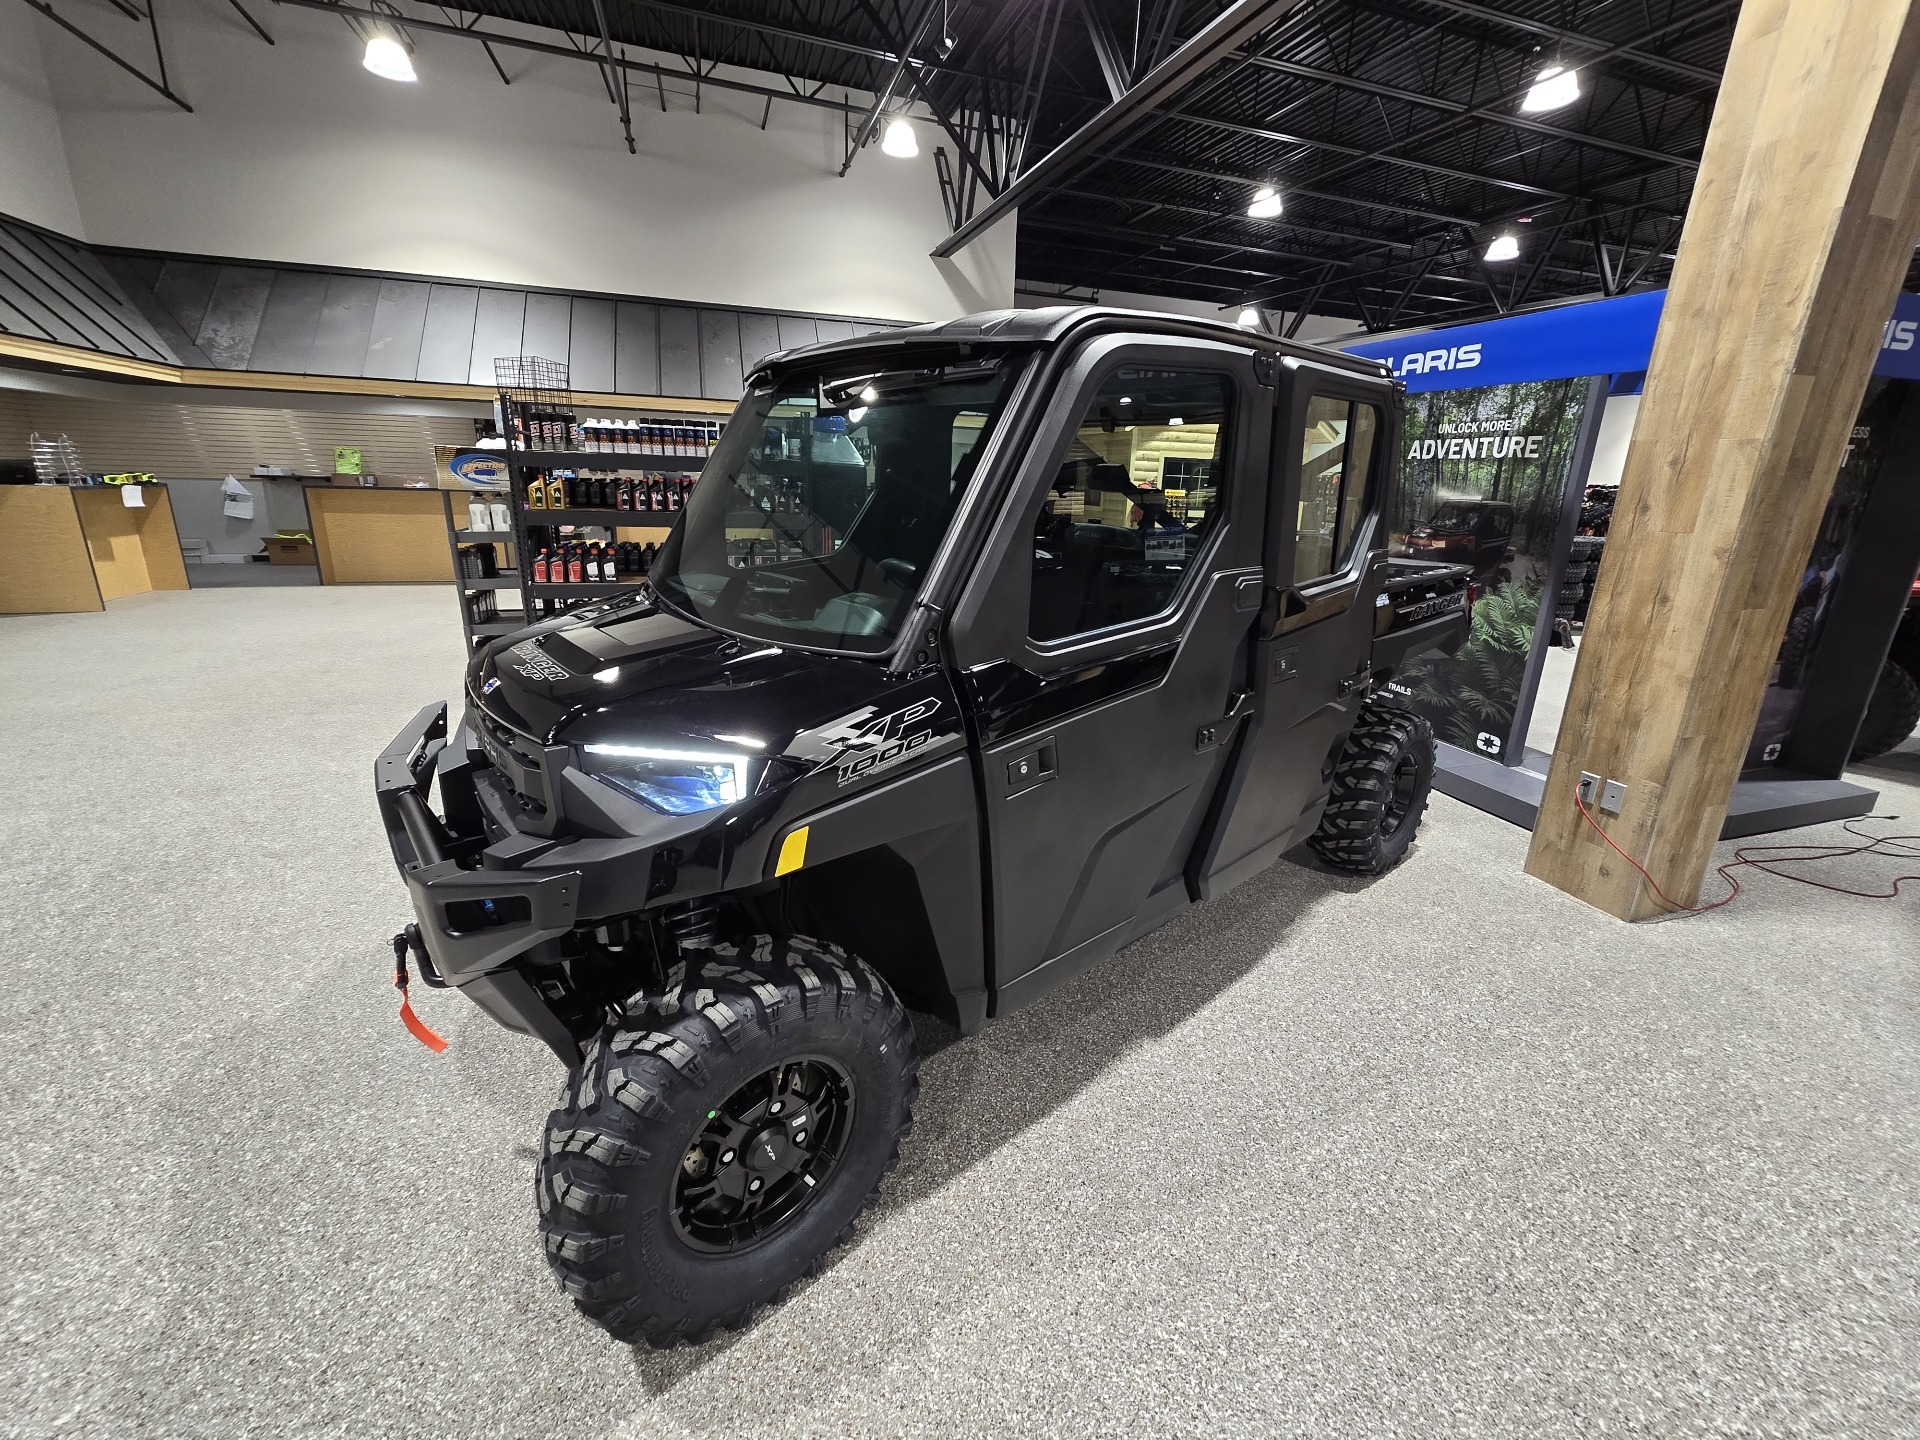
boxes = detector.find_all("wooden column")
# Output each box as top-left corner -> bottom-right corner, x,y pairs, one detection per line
1526,0 -> 1920,919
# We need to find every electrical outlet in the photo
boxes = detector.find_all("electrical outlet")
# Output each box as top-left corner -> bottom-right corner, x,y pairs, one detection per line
1600,779 -> 1628,815
1578,771 -> 1601,805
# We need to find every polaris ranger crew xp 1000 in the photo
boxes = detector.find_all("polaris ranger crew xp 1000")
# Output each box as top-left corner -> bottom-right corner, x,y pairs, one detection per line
376,308 -> 1470,1346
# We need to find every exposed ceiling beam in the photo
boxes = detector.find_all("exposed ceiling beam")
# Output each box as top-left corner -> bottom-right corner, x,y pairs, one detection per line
1240,194 -> 1676,308
1240,55 -> 1704,170
1035,182 -> 1415,251
1408,0 -> 1722,87
1090,150 -> 1481,227
1300,3 -> 1736,191
1074,0 -> 1130,101
1161,109 -> 1576,200
616,0 -> 1083,95
931,0 -> 1314,258
273,0 -> 876,115
1020,214 -> 1365,270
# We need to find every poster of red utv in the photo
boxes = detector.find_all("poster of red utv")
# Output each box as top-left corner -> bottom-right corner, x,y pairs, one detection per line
1380,377 -> 1599,761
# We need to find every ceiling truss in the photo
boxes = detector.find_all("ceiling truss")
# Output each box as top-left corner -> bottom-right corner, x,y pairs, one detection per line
34,0 -> 1904,331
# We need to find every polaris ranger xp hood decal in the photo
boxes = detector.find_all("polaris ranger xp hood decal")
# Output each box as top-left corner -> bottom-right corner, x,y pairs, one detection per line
791,696 -> 954,786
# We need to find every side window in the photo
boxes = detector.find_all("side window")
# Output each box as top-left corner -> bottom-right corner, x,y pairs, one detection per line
1293,395 -> 1383,585
1029,367 -> 1233,643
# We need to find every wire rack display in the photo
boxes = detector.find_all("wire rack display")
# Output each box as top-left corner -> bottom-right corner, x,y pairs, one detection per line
29,433 -> 85,483
494,356 -> 574,451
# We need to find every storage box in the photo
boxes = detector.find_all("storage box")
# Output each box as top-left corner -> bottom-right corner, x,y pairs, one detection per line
262,536 -> 316,565
434,445 -> 511,491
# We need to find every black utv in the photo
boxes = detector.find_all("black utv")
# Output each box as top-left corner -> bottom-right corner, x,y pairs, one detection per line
376,307 -> 1471,1347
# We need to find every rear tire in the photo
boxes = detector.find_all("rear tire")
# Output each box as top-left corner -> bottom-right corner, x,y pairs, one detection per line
1851,661 -> 1920,761
536,935 -> 918,1347
1308,704 -> 1437,875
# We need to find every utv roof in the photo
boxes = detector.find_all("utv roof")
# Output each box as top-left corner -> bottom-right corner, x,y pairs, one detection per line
749,305 -> 1394,386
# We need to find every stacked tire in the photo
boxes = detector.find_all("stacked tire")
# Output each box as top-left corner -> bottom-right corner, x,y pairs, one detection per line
1556,536 -> 1605,624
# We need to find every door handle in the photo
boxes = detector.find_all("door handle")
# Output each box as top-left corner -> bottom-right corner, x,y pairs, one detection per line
1232,574 -> 1263,612
1004,737 -> 1057,796
1195,692 -> 1253,752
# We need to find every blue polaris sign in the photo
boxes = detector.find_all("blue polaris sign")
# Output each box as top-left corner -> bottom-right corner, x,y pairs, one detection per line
1346,288 -> 1920,392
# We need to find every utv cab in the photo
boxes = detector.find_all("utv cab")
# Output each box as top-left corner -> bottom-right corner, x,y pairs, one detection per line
1401,498 -> 1516,581
375,306 -> 1471,1347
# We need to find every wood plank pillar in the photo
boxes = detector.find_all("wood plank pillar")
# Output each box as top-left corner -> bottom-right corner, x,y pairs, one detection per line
1526,0 -> 1920,918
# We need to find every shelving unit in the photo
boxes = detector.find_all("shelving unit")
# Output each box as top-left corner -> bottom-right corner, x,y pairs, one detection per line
444,494 -> 521,647
486,356 -> 722,645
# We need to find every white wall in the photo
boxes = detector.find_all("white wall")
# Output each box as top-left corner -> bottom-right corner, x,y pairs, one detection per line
27,2 -> 1011,322
0,2 -> 83,235
1586,392 -> 1640,489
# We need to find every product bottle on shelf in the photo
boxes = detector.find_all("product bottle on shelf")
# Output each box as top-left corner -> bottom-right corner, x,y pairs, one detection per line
533,548 -> 550,583
467,497 -> 489,531
616,476 -> 632,511
666,478 -> 681,512
489,499 -> 512,531
567,545 -> 584,583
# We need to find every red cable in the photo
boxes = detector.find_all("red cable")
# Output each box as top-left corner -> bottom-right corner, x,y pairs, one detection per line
1571,789 -> 1920,916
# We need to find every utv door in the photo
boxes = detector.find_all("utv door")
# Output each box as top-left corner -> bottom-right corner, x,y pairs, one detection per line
947,335 -> 1270,1015
1193,365 -> 1399,892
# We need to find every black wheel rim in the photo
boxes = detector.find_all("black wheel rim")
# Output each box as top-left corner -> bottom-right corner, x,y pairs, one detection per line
669,1057 -> 855,1254
1380,752 -> 1422,839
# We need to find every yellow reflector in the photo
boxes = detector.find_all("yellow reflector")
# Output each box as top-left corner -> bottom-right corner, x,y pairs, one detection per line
775,826 -> 809,876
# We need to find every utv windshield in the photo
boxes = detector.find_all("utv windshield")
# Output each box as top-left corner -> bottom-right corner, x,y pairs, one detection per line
649,350 -> 1023,654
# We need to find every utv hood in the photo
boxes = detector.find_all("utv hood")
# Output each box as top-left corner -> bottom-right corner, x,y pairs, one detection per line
467,596 -> 957,795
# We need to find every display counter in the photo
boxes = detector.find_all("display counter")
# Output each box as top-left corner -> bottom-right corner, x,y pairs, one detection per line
305,487 -> 456,584
0,483 -> 188,614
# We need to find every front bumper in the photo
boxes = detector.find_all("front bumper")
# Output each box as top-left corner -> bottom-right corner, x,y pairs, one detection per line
375,702 -> 608,1061
375,701 -> 587,979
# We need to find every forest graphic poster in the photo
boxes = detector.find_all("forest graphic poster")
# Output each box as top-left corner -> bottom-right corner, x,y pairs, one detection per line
1382,377 -> 1596,761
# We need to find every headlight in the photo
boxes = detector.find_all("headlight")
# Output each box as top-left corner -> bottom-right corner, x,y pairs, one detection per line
578,744 -> 751,815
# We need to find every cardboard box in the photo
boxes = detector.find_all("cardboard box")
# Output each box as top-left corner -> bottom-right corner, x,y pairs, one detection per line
434,445 -> 511,491
262,536 -> 316,566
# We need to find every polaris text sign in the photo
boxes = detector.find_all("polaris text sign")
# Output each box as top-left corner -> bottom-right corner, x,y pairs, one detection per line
1347,288 -> 1920,392
1347,291 -> 1663,393
1391,343 -> 1482,379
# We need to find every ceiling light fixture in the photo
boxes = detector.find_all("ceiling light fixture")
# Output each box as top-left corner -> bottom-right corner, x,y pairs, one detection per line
1246,185 -> 1284,219
1519,65 -> 1580,114
1237,307 -> 1262,328
363,33 -> 416,81
356,2 -> 417,82
1484,233 -> 1521,263
881,117 -> 919,158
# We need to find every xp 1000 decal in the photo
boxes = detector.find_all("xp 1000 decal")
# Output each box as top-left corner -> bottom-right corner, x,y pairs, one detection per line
1383,377 -> 1596,761
790,695 -> 959,787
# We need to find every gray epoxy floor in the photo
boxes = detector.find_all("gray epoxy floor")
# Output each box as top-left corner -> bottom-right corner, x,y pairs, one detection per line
3,587 -> 1917,1440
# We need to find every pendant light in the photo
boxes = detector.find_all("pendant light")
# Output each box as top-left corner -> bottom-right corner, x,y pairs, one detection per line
363,32 -> 416,82
359,2 -> 417,82
1246,185 -> 1284,219
1519,65 -> 1580,114
881,117 -> 919,158
1484,234 -> 1521,263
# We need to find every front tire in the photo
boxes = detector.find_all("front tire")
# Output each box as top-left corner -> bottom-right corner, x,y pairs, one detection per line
537,935 -> 917,1347
1308,704 -> 1437,875
1851,660 -> 1920,761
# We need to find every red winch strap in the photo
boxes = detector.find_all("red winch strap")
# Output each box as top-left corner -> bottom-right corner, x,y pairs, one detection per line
399,985 -> 449,1053
392,933 -> 449,1053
